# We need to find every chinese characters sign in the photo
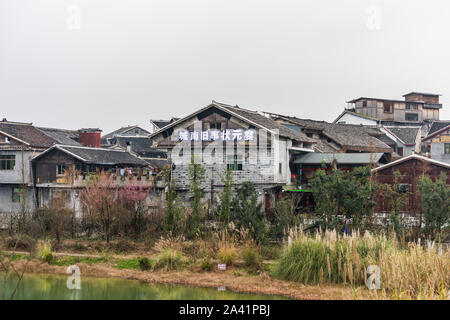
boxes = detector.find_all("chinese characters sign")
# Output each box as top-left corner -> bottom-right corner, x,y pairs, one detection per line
178,129 -> 255,141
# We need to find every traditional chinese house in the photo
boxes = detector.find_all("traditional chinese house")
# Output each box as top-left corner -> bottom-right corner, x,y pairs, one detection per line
149,101 -> 316,209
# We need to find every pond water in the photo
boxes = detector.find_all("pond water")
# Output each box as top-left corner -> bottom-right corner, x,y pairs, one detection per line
2,273 -> 288,300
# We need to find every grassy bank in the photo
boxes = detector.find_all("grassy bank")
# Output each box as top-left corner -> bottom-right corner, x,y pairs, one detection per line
272,230 -> 449,299
2,233 -> 449,300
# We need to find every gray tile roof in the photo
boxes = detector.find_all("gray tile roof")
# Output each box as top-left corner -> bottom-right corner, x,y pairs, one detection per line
112,136 -> 153,153
151,120 -> 172,129
220,105 -> 316,143
385,127 -> 420,145
294,152 -> 385,165
428,121 -> 450,135
36,145 -> 149,166
277,116 -> 391,151
0,121 -> 55,148
37,127 -> 82,146
102,126 -> 150,142
144,158 -> 168,170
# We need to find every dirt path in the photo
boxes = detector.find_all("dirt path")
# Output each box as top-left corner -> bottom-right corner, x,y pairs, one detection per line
10,259 -> 357,300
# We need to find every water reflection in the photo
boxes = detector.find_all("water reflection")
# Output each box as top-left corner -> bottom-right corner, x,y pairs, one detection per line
2,273 -> 288,300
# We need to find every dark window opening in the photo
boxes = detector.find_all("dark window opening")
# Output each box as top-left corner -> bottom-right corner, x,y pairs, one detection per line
383,102 -> 392,113
0,155 -> 15,170
57,164 -> 67,176
445,143 -> 450,155
362,101 -> 367,107
12,187 -> 24,203
227,155 -> 243,171
405,113 -> 418,121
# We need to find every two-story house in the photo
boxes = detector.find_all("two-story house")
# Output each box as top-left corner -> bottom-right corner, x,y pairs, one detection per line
148,101 -> 316,209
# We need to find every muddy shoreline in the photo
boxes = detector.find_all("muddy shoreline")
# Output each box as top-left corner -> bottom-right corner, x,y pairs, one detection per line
10,260 -> 356,300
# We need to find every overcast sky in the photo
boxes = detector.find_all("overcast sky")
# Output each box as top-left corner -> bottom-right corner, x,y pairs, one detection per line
1,0 -> 450,134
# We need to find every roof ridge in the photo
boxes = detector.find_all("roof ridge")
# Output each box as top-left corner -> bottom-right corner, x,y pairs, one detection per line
57,144 -> 129,153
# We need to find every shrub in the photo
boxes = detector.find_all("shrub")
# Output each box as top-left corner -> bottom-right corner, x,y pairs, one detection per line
37,241 -> 54,264
242,246 -> 261,269
111,239 -> 135,253
200,259 -> 212,271
231,182 -> 266,243
138,257 -> 152,271
217,247 -> 237,266
4,235 -> 36,251
260,245 -> 281,260
154,249 -> 186,271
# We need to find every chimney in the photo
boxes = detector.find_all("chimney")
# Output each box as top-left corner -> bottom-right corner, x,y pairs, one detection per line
78,128 -> 102,148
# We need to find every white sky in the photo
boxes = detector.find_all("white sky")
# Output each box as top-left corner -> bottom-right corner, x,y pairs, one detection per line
1,0 -> 450,134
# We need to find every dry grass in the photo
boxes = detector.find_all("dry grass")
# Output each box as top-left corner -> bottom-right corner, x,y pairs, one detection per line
274,229 -> 449,300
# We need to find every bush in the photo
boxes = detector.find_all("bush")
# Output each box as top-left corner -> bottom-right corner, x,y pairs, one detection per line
217,247 -> 237,266
231,182 -> 266,243
242,246 -> 261,269
111,239 -> 135,253
138,257 -> 152,271
260,245 -> 281,260
37,241 -> 54,264
154,249 -> 186,271
200,259 -> 212,271
4,235 -> 36,251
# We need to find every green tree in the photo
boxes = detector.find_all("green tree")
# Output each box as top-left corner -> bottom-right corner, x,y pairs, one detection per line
165,171 -> 183,235
188,156 -> 205,237
231,182 -> 266,243
310,166 -> 378,232
310,168 -> 343,230
419,172 -> 450,239
380,170 -> 409,235
270,195 -> 300,240
217,169 -> 233,229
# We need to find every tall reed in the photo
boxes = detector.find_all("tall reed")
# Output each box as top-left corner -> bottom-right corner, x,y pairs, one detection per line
273,230 -> 449,299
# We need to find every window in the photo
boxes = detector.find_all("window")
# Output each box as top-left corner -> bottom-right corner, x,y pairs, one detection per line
210,122 -> 222,130
12,187 -> 24,203
398,184 -> 410,193
405,113 -> 418,121
406,103 -> 418,110
362,101 -> 367,108
397,147 -> 403,157
383,102 -> 392,113
0,155 -> 15,170
279,163 -> 282,174
445,143 -> 450,155
227,155 -> 243,171
4,137 -> 10,143
306,133 -> 313,138
134,129 -> 139,135
56,164 -> 66,176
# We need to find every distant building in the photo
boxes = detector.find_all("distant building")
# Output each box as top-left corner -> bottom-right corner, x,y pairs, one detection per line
372,154 -> 450,215
150,118 -> 179,133
345,92 -> 442,124
105,135 -> 168,172
32,144 -> 158,217
421,124 -> 450,163
101,125 -> 151,145
380,126 -> 421,157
